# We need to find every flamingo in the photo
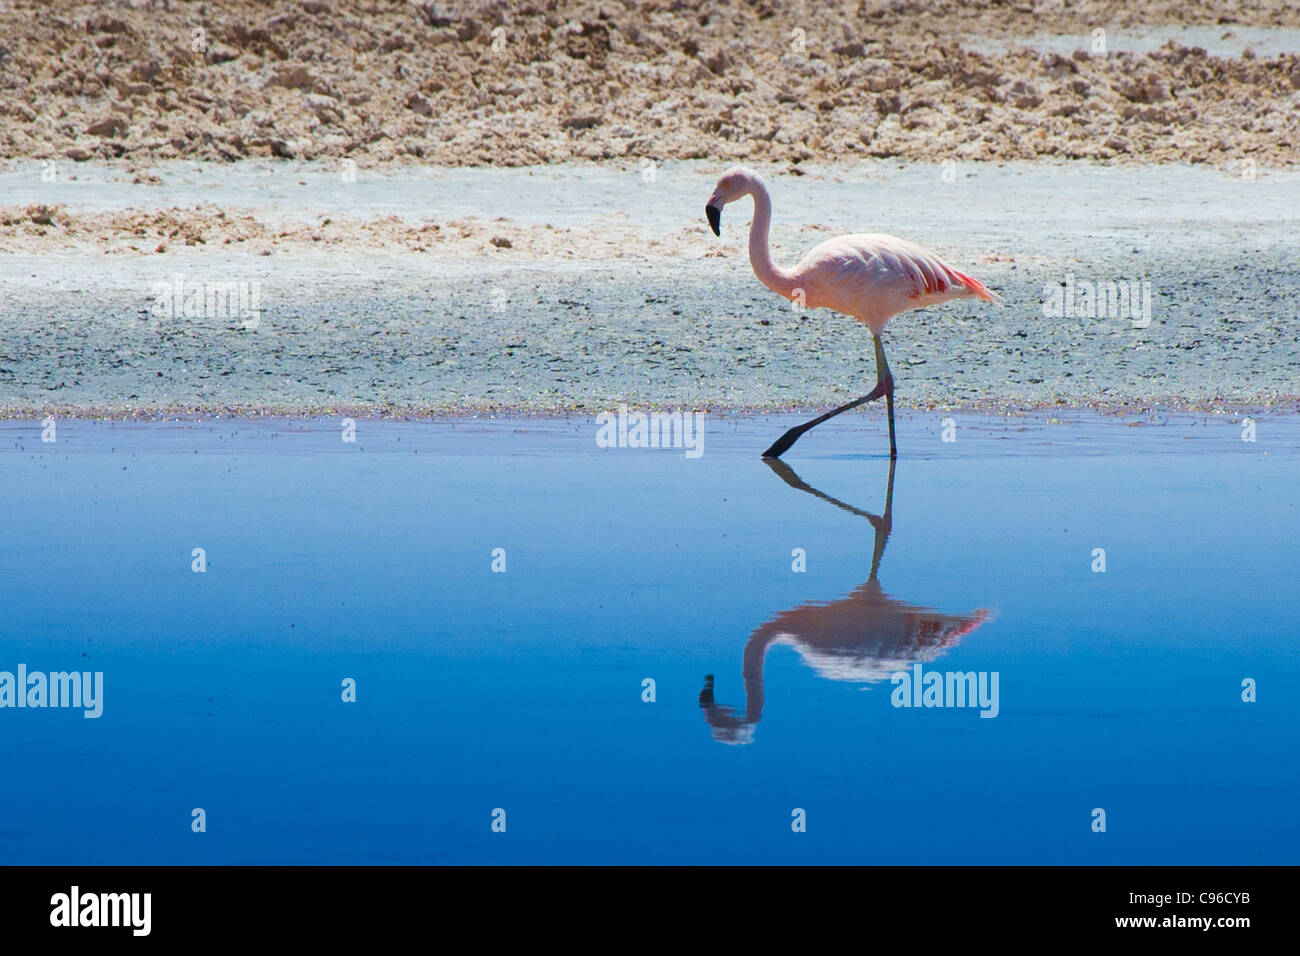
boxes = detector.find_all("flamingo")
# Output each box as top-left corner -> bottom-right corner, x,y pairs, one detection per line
704,167 -> 1001,459
699,459 -> 991,744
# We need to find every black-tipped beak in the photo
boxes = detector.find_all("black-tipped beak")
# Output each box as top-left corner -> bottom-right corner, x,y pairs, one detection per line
705,203 -> 721,237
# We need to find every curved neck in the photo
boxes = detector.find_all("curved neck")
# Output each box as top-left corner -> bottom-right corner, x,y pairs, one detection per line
738,626 -> 780,723
699,626 -> 780,741
746,181 -> 795,299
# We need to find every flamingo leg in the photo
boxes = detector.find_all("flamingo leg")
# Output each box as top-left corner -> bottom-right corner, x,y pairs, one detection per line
761,333 -> 898,460
761,379 -> 889,459
875,334 -> 898,460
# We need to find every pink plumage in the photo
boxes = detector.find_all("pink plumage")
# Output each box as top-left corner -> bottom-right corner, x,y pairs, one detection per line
785,232 -> 1000,335
704,166 -> 1001,458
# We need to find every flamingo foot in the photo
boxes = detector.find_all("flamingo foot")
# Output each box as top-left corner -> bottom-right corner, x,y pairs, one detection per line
762,379 -> 890,459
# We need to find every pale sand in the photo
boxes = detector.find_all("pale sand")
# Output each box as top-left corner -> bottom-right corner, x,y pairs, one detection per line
1,161 -> 1295,418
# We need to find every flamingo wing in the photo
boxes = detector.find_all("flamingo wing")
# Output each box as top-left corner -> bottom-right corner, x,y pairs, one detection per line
793,234 -> 998,328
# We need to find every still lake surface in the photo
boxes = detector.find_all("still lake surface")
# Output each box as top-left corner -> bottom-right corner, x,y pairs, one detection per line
1,412 -> 1295,864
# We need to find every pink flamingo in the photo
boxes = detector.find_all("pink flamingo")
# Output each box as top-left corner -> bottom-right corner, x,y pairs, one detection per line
700,458 -> 992,744
705,167 -> 1000,459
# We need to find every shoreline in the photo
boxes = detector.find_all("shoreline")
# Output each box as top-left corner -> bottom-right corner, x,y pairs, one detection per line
3,399 -> 1293,422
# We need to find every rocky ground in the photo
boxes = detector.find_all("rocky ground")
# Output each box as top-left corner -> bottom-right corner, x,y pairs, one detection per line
1,0 -> 1298,169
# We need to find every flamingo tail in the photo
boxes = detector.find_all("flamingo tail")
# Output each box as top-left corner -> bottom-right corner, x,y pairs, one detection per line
951,269 -> 1002,305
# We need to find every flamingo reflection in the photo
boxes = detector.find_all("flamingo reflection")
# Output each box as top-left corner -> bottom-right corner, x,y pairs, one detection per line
700,459 -> 991,744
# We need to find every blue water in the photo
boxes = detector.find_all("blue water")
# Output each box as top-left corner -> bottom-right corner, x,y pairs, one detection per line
1,412 -> 1296,864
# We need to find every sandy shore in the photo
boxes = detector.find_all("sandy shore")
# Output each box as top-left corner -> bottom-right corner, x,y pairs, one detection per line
1,160 -> 1296,418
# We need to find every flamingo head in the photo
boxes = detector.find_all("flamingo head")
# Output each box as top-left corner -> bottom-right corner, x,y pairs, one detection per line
705,166 -> 757,237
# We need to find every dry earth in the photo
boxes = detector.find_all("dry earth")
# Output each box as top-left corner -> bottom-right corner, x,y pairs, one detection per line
1,0 -> 1298,168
